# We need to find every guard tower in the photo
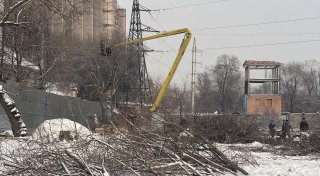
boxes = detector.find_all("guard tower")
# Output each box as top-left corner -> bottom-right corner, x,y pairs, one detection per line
243,60 -> 282,116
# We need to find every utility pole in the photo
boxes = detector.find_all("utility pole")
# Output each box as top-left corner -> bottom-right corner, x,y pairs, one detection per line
191,38 -> 197,115
128,0 -> 159,107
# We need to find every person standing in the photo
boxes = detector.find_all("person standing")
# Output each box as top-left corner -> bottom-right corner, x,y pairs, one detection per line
284,120 -> 293,138
300,117 -> 309,131
268,120 -> 276,138
281,120 -> 286,138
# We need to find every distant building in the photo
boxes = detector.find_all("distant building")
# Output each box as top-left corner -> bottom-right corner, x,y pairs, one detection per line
4,0 -> 126,42
243,60 -> 282,116
51,0 -> 126,42
2,0 -> 126,86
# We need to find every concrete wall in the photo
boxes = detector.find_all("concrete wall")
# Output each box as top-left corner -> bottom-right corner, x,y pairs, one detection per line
0,81 -> 112,133
245,95 -> 281,116
287,113 -> 320,130
250,113 -> 320,132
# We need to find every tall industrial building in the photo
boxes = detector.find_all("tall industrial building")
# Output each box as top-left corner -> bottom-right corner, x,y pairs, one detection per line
4,0 -> 126,42
51,0 -> 126,42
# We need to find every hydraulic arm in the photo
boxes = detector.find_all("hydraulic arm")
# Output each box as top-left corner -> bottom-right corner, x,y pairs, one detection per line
105,28 -> 192,112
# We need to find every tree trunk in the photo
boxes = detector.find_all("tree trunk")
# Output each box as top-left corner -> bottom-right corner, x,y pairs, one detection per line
0,85 -> 27,136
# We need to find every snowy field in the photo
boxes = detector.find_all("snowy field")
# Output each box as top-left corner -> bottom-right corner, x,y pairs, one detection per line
1,139 -> 319,175
239,152 -> 320,176
217,142 -> 320,176
0,119 -> 319,175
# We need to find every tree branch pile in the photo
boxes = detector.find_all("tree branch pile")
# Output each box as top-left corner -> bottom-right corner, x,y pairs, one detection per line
192,114 -> 262,143
0,112 -> 251,175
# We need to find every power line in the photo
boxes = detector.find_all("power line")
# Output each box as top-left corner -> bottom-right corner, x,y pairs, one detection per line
160,39 -> 320,51
145,52 -> 165,63
155,0 -> 228,11
201,50 -> 220,56
192,16 -> 320,31
145,9 -> 177,50
145,53 -> 190,75
138,3 -> 179,51
194,32 -> 320,36
157,48 -> 213,53
201,39 -> 320,50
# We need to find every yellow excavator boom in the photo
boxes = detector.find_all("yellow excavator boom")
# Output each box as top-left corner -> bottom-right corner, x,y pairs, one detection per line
106,28 -> 192,112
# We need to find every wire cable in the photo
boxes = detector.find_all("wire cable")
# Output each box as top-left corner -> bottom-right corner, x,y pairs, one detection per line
145,53 -> 190,75
201,39 -> 320,50
160,39 -> 320,52
194,32 -> 320,36
192,16 -> 320,31
155,0 -> 228,11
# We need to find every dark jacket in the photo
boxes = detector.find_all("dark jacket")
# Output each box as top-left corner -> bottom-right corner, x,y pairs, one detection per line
284,122 -> 292,132
281,122 -> 286,134
300,120 -> 309,131
269,122 -> 276,131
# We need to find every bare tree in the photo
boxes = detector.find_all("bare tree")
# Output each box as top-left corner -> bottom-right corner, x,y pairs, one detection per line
0,85 -> 27,136
211,55 -> 241,114
0,0 -> 85,83
300,60 -> 320,111
301,60 -> 319,97
281,62 -> 304,112
0,0 -> 89,134
196,71 -> 216,112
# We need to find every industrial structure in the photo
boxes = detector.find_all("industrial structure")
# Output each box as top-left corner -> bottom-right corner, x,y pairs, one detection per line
126,0 -> 160,106
243,60 -> 282,116
51,0 -> 126,42
4,0 -> 126,42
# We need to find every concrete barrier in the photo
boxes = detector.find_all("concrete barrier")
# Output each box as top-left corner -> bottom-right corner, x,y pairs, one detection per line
0,81 -> 112,133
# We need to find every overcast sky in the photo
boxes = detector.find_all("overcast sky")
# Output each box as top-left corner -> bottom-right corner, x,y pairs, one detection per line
117,0 -> 320,86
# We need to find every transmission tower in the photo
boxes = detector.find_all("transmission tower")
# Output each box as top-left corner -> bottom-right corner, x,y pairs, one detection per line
128,0 -> 159,107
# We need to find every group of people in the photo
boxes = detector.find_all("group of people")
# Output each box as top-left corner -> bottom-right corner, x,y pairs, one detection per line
268,117 -> 309,138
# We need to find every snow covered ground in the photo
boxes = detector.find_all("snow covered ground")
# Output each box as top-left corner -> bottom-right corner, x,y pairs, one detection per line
45,83 -> 74,96
0,134 -> 319,175
239,152 -> 320,176
217,142 -> 320,176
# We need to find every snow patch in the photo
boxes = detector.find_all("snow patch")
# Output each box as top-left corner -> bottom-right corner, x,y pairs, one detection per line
19,130 -> 27,136
234,152 -> 320,176
216,142 -> 320,176
3,94 -> 14,106
10,107 -> 17,113
19,122 -> 25,128
249,141 -> 265,148
32,118 -> 91,142
179,129 -> 194,139
2,47 -> 39,71
216,141 -> 267,149
113,108 -> 120,114
0,130 -> 13,137
45,83 -> 76,97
